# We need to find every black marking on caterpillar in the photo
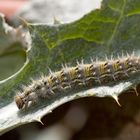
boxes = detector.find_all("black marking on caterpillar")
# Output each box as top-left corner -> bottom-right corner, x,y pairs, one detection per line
14,54 -> 140,110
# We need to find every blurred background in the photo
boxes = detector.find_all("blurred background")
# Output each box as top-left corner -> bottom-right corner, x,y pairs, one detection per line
1,0 -> 140,140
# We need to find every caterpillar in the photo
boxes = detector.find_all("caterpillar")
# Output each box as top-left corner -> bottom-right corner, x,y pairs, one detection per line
14,54 -> 140,110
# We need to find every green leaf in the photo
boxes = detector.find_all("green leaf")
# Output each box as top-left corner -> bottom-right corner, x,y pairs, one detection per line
0,13 -> 26,80
0,0 -> 140,135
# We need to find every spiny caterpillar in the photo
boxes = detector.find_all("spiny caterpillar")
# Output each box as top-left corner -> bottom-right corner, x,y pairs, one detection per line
15,54 -> 140,110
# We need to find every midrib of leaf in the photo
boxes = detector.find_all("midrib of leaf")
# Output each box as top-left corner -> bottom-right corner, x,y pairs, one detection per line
106,0 -> 126,48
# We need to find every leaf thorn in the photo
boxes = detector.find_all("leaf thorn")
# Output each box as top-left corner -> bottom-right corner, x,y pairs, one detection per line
132,86 -> 139,96
112,95 -> 121,107
35,117 -> 44,125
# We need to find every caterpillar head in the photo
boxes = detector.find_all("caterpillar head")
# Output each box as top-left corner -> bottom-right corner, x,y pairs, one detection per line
14,95 -> 25,109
